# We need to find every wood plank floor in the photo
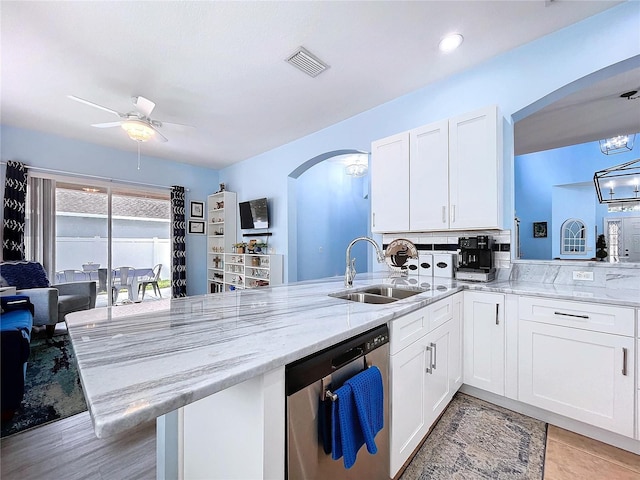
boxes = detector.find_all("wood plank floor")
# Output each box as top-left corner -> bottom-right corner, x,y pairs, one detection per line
3,413 -> 640,479
544,425 -> 640,480
0,412 -> 155,480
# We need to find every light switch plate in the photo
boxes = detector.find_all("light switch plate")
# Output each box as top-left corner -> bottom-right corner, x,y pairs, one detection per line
572,271 -> 594,281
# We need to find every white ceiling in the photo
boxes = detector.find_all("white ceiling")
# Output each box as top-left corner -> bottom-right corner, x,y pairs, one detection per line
0,1 -> 625,170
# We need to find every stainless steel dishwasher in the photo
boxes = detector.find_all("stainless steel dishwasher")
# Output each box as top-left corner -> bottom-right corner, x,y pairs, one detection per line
286,324 -> 390,479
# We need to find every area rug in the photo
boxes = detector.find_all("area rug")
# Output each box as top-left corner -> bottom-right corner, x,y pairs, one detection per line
1,332 -> 87,438
400,393 -> 547,480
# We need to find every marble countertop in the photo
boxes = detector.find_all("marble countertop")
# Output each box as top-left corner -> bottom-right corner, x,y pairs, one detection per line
65,273 -> 640,438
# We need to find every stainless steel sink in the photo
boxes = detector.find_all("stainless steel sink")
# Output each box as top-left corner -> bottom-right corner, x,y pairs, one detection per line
330,284 -> 425,304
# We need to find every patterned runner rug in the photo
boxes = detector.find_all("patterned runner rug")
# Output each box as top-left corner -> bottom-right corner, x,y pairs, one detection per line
401,393 -> 547,479
1,332 -> 87,438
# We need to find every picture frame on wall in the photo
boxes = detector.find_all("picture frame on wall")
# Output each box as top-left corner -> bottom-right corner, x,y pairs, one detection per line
188,220 -> 206,235
533,221 -> 547,238
190,201 -> 204,218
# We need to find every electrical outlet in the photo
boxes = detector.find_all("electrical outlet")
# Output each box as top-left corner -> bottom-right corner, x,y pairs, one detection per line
572,271 -> 594,281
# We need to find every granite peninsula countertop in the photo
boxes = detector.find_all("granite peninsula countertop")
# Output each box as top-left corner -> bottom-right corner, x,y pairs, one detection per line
65,273 -> 640,438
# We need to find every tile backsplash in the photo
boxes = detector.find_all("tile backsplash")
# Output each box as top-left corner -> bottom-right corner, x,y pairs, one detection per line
382,229 -> 512,269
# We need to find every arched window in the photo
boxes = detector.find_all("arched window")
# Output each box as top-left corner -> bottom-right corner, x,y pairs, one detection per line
561,218 -> 587,254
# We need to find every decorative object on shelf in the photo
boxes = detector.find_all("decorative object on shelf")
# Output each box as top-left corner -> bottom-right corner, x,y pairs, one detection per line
593,158 -> 640,203
233,242 -> 247,254
246,239 -> 268,254
595,234 -> 608,261
533,221 -> 547,238
188,220 -> 206,234
218,183 -> 226,192
190,201 -> 204,218
599,134 -> 635,155
216,201 -> 224,209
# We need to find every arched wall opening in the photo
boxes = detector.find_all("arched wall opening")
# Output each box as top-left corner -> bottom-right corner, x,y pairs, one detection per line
287,149 -> 370,282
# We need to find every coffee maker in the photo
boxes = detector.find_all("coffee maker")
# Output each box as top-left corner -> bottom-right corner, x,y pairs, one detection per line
455,235 -> 496,282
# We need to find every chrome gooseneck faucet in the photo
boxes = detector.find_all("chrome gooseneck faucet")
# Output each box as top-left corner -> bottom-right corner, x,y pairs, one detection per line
345,236 -> 386,288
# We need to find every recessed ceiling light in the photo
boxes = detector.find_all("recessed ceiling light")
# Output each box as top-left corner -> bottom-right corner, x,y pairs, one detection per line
439,33 -> 464,53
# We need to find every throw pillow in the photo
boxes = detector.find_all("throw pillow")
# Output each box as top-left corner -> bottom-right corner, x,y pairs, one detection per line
0,261 -> 51,290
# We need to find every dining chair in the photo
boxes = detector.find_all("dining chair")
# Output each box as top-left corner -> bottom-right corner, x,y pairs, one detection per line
112,267 -> 135,304
63,269 -> 87,282
139,264 -> 162,300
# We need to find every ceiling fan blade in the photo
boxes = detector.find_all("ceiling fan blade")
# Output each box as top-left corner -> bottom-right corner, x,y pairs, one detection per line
133,96 -> 156,118
156,120 -> 196,129
68,95 -> 123,117
150,124 -> 168,142
91,122 -> 123,128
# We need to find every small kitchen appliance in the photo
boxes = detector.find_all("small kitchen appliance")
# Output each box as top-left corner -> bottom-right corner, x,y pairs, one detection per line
455,235 -> 496,282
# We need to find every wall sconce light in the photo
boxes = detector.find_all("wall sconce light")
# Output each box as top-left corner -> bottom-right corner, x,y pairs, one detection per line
599,134 -> 635,155
594,158 -> 640,203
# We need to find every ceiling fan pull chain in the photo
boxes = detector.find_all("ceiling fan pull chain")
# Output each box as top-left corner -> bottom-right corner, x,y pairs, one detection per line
137,141 -> 141,170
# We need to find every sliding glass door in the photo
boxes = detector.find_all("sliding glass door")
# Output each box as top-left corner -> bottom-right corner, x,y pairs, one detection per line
30,176 -> 171,306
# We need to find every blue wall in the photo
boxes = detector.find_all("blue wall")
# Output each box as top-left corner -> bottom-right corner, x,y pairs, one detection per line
295,160 -> 369,281
0,125 -> 218,295
516,135 -> 639,259
219,3 -> 640,280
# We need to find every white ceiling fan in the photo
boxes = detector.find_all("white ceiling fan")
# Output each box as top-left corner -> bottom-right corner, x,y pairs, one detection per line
68,94 -> 189,143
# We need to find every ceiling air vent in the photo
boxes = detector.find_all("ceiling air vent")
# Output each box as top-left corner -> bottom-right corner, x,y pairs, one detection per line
285,47 -> 329,78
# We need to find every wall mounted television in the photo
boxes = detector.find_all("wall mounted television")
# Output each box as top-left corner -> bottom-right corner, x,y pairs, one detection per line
239,197 -> 269,229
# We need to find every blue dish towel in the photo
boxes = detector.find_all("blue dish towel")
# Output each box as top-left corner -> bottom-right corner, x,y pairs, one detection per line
331,366 -> 384,469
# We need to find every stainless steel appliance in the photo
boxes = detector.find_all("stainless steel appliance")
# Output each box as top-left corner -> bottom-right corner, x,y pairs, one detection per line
286,325 -> 390,479
455,235 -> 496,282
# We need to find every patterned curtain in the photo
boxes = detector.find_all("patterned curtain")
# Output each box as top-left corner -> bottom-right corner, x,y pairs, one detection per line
171,186 -> 187,298
2,161 -> 28,261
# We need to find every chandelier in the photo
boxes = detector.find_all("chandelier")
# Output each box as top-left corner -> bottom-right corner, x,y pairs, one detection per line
599,134 -> 635,155
345,156 -> 368,177
593,158 -> 640,204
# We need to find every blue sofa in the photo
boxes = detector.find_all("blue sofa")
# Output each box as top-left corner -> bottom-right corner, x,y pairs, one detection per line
0,261 -> 96,337
1,295 -> 33,421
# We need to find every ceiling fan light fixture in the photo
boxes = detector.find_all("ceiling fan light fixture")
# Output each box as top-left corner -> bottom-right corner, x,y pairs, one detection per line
599,134 -> 635,155
121,119 -> 155,142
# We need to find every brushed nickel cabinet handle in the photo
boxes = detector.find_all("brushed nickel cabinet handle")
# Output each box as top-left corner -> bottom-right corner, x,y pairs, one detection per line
554,311 -> 589,319
622,347 -> 628,376
431,342 -> 437,370
451,204 -> 456,223
372,212 -> 375,227
442,206 -> 446,224
496,303 -> 499,325
426,345 -> 433,374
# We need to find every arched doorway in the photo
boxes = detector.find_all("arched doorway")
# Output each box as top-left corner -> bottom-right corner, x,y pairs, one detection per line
287,149 -> 370,282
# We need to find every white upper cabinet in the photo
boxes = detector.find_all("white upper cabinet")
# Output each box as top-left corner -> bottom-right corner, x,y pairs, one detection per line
371,105 -> 503,233
371,131 -> 410,232
409,120 -> 449,231
449,105 -> 502,230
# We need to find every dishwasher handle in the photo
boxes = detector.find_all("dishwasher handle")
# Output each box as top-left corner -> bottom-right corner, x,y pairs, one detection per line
332,346 -> 364,371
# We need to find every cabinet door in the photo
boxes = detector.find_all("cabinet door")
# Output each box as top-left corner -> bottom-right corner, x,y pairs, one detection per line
464,291 -> 505,395
371,132 -> 410,232
424,321 -> 452,427
390,337 -> 428,477
519,321 -> 635,438
449,105 -> 502,230
409,120 -> 449,230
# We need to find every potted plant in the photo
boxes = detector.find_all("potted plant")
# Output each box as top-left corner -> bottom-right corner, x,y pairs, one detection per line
233,242 -> 247,254
595,234 -> 608,261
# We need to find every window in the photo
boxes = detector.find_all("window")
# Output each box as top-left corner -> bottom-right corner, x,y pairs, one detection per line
561,218 -> 586,254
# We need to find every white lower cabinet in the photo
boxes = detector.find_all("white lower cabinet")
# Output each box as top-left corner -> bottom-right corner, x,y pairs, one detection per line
463,291 -> 505,395
390,294 -> 461,477
519,320 -> 635,438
